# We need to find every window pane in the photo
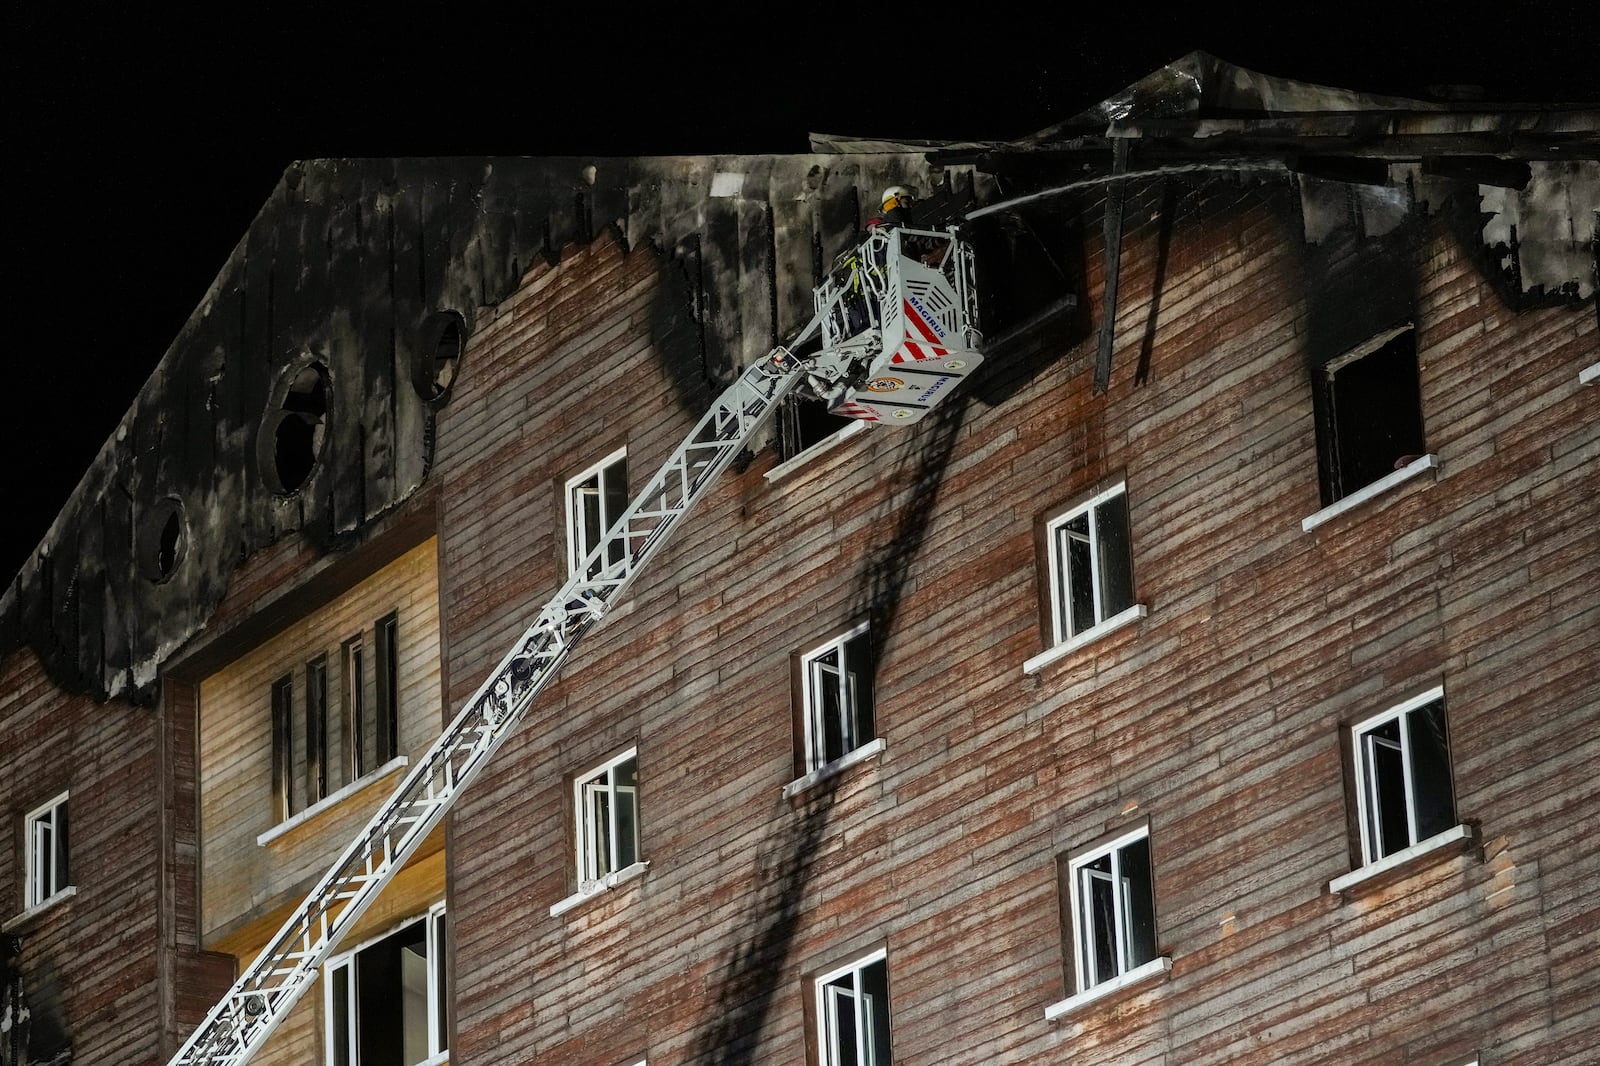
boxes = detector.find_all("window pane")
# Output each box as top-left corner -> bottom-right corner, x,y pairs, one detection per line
581,487 -> 602,560
432,912 -> 449,1055
1366,720 -> 1410,858
603,460 -> 628,567
614,757 -> 639,871
844,633 -> 876,752
815,651 -> 845,765
33,816 -> 53,903
1408,701 -> 1456,842
399,923 -> 429,1065
1081,855 -> 1117,986
272,677 -> 294,819
356,930 -> 402,1064
1061,514 -> 1095,636
377,615 -> 399,763
330,963 -> 351,1066
1095,493 -> 1134,619
860,958 -> 891,1066
1118,836 -> 1157,971
588,778 -> 614,878
54,802 -> 69,893
824,976 -> 860,1066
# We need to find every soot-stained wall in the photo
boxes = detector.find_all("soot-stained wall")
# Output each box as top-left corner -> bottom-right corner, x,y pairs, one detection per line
0,154 -> 984,703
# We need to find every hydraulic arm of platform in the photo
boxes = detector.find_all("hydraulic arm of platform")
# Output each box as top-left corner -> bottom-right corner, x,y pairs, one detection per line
170,227 -> 982,1066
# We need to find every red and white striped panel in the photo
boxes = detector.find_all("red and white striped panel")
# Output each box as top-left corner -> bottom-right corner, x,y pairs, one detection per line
833,401 -> 880,422
891,299 -> 952,363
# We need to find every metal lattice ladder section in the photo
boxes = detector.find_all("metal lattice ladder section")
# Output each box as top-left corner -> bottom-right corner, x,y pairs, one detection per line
168,330 -> 819,1066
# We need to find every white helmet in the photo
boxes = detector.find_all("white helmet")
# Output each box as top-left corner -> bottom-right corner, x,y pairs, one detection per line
882,185 -> 915,209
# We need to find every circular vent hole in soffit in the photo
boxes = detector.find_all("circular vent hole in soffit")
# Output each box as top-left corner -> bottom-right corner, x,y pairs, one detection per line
137,496 -> 188,583
260,361 -> 330,495
415,310 -> 466,406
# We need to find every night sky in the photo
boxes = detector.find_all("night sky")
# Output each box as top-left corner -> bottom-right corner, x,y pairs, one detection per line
6,3 -> 1595,587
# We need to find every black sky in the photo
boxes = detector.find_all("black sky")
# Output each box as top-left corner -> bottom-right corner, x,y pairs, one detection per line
5,3 -> 1595,587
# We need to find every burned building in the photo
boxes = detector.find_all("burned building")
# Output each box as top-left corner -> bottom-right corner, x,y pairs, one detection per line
2,53 -> 1597,1066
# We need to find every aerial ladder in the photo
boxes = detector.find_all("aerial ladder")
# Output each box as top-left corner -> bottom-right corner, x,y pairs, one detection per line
168,224 -> 982,1066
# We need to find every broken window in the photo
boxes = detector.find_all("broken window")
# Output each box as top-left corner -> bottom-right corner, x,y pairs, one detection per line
1045,484 -> 1136,648
775,393 -> 857,462
574,749 -> 640,888
271,675 -> 295,822
1065,826 -> 1158,994
566,447 -> 628,579
136,496 -> 188,583
799,624 -> 877,774
305,656 -> 330,804
815,950 -> 892,1066
1312,325 -> 1426,505
325,903 -> 448,1066
1350,688 -> 1458,865
413,310 -> 465,406
262,362 -> 330,495
24,792 -> 70,909
971,209 -> 1077,339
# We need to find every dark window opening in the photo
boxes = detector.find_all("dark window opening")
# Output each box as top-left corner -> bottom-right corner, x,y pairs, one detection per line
776,394 -> 854,461
136,496 -> 188,583
262,362 -> 330,495
375,613 -> 399,764
971,209 -> 1077,339
305,657 -> 329,803
271,675 -> 294,821
1313,328 -> 1425,505
415,310 -> 466,406
343,635 -> 367,782
329,909 -> 447,1065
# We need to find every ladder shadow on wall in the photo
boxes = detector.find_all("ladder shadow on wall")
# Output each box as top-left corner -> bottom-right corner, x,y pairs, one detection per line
688,395 -> 971,1065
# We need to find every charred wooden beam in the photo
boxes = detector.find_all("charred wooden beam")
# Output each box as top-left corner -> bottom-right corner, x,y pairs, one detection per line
1094,140 -> 1129,395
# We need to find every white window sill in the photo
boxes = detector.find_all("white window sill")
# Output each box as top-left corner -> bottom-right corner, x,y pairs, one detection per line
782,738 -> 888,800
1328,823 -> 1474,895
1301,453 -> 1439,533
764,420 -> 870,483
1044,956 -> 1171,1021
417,1052 -> 450,1066
1022,604 -> 1148,676
1581,361 -> 1599,386
2,886 -> 79,932
549,860 -> 650,918
257,756 -> 410,846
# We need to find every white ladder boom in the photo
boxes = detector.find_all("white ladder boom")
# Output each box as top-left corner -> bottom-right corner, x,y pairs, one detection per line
168,331 -> 817,1066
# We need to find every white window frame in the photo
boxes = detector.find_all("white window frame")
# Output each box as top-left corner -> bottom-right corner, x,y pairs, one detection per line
1349,686 -> 1457,867
1025,483 -> 1145,674
323,901 -> 448,1066
565,446 -> 628,577
574,748 -> 641,888
814,948 -> 890,1066
1065,825 -> 1158,995
799,623 -> 876,775
24,791 -> 71,910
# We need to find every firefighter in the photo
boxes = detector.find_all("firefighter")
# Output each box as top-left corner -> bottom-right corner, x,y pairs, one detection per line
880,186 -> 916,229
